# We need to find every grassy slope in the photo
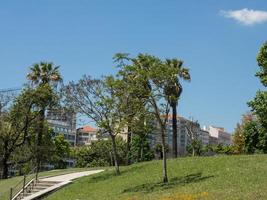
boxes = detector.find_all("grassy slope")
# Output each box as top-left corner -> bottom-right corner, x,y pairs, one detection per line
46,155 -> 267,200
0,168 -> 98,200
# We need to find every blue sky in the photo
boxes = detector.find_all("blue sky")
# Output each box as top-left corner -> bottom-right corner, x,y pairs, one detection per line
0,0 -> 266,132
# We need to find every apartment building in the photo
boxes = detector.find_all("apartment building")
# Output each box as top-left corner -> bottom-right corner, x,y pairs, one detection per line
199,129 -> 210,146
76,126 -> 99,146
149,115 -> 201,156
206,126 -> 232,146
46,109 -> 77,146
149,116 -> 232,156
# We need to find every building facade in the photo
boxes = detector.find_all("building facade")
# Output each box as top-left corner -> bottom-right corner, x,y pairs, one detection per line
206,126 -> 232,146
76,126 -> 99,146
149,116 -> 232,156
149,116 -> 201,156
46,109 -> 77,146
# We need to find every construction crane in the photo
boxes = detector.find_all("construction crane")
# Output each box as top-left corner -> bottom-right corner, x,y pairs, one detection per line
0,87 -> 21,113
0,87 -> 21,93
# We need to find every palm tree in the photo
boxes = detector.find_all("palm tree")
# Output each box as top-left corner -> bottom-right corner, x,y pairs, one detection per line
27,62 -> 62,173
164,59 -> 190,158
27,62 -> 62,86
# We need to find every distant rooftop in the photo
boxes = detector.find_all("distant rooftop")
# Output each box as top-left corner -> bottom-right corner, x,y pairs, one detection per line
78,126 -> 98,133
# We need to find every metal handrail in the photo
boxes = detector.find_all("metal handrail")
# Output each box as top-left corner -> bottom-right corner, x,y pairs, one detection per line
9,167 -> 37,200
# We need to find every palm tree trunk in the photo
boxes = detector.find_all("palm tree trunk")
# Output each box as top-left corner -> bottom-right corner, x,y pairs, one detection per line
160,126 -> 168,183
110,134 -> 120,175
172,102 -> 178,158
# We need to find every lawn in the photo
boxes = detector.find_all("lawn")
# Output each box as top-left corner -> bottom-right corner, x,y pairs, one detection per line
0,167 -> 99,200
46,154 -> 267,200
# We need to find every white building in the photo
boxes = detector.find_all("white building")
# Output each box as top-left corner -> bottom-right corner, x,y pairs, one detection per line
150,116 -> 233,156
206,126 -> 232,146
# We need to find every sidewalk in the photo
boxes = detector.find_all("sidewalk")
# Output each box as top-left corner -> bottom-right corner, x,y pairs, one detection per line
22,170 -> 104,200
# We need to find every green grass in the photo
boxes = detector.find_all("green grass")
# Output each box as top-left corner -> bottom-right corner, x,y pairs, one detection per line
0,167 -> 100,200
46,155 -> 267,200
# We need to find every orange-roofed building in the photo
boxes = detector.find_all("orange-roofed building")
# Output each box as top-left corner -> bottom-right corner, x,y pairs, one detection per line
76,125 -> 99,146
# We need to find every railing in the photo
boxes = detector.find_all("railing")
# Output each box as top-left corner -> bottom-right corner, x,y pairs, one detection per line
9,167 -> 38,200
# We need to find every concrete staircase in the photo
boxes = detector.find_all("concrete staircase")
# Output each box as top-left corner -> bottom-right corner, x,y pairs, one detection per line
14,180 -> 60,200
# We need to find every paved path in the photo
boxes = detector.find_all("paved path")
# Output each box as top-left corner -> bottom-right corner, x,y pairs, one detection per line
41,170 -> 104,182
23,170 -> 104,200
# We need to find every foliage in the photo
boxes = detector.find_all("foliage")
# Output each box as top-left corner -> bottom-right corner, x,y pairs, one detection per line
27,62 -> 62,87
246,41 -> 267,154
63,76 -> 130,175
186,139 -> 203,156
243,120 -> 260,154
256,41 -> 267,86
130,135 -> 154,162
51,134 -> 70,169
0,88 -> 38,179
71,137 -> 127,168
117,53 -> 187,183
232,123 -> 245,154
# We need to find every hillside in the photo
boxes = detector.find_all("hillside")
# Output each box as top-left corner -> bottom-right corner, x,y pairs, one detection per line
46,155 -> 267,200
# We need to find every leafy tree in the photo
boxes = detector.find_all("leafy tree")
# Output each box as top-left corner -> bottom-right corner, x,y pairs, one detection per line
52,134 -> 70,169
164,59 -> 190,158
186,139 -> 202,156
114,53 -> 152,165
232,113 -> 253,154
0,88 -> 38,179
130,135 -> 154,162
247,42 -> 267,153
232,123 -> 245,154
117,54 -> 184,183
243,120 -> 260,153
256,41 -> 267,86
71,137 -> 127,168
63,76 -> 128,175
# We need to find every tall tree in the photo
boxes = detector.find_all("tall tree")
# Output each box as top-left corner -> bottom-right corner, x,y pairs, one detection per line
113,53 -> 150,165
27,62 -> 62,173
118,54 -> 184,183
247,42 -> 267,153
164,59 -> 190,158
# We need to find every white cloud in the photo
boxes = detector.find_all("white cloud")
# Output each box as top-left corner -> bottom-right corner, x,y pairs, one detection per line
220,8 -> 267,25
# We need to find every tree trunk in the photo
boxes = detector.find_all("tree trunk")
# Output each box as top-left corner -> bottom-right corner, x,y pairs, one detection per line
160,126 -> 168,183
172,102 -> 178,158
1,141 -> 10,179
126,125 -> 132,165
36,109 -> 45,174
2,157 -> 9,179
192,147 -> 195,157
110,134 -> 120,175
140,138 -> 144,161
